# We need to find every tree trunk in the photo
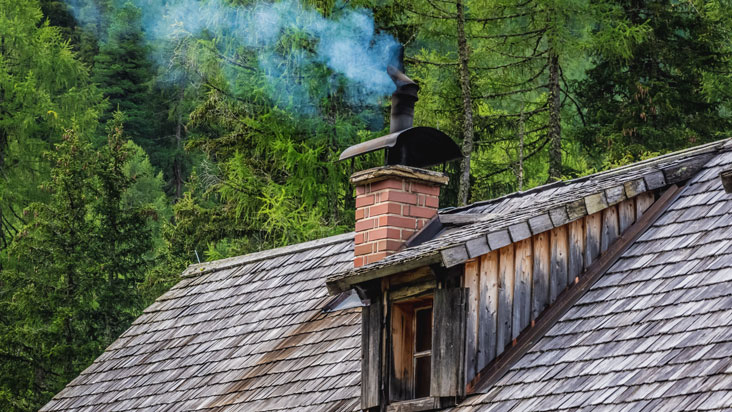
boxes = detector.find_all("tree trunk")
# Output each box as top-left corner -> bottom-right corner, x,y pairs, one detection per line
173,88 -> 185,199
547,50 -> 561,182
518,106 -> 525,191
456,0 -> 476,206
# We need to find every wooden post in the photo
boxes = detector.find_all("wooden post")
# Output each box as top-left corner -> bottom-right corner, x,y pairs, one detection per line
361,299 -> 382,409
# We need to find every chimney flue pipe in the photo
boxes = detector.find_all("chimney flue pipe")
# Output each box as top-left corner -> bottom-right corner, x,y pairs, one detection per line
387,65 -> 419,133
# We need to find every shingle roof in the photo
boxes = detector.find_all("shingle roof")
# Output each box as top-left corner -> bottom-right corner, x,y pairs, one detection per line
42,140 -> 732,412
40,233 -> 361,412
327,139 -> 730,293
452,149 -> 732,411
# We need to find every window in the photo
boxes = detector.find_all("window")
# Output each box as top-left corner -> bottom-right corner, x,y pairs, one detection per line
390,295 -> 433,401
413,306 -> 432,398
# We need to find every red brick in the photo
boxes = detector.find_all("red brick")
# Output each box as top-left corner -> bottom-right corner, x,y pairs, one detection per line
355,218 -> 376,232
369,202 -> 402,217
378,215 -> 416,229
369,227 -> 401,240
355,194 -> 375,208
353,256 -> 365,267
354,233 -> 365,244
354,243 -> 374,256
370,178 -> 404,192
383,190 -> 418,205
406,205 -> 437,219
401,230 -> 415,240
366,252 -> 388,264
377,239 -> 403,252
410,182 -> 441,196
425,195 -> 439,208
356,186 -> 367,195
355,208 -> 365,220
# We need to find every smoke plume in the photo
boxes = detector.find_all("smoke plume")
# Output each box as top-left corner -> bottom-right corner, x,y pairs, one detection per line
65,0 -> 402,113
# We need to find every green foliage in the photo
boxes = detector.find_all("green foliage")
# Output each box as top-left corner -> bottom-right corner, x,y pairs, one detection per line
92,2 -> 153,141
0,0 -> 102,249
576,0 -> 732,166
3,0 -> 732,408
0,116 -> 154,410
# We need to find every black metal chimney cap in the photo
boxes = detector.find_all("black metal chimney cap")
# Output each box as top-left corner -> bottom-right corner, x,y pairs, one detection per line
339,126 -> 462,169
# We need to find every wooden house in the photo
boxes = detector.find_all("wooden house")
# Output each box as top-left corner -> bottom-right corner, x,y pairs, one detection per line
41,68 -> 732,411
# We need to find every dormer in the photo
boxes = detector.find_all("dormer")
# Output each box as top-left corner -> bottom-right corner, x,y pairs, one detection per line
326,145 -> 720,411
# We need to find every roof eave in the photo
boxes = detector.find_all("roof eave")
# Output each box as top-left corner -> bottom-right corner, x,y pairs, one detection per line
325,253 -> 442,294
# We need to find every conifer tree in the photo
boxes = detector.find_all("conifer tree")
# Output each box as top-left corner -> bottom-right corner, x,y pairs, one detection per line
92,2 -> 153,144
577,0 -> 732,165
0,115 -> 154,410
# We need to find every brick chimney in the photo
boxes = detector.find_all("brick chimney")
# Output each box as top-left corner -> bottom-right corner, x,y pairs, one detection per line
352,165 -> 448,267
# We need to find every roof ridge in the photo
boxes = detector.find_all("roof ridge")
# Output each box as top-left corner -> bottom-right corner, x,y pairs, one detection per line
441,137 -> 731,215
181,232 -> 354,278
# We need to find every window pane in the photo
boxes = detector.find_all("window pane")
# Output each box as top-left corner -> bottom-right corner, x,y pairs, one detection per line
415,307 -> 432,353
415,356 -> 431,398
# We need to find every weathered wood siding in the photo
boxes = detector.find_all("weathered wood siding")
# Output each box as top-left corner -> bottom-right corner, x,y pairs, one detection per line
462,194 -> 655,387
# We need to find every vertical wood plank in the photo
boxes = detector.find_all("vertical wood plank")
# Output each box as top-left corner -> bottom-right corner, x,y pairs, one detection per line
496,244 -> 514,356
361,300 -> 382,409
389,303 -> 413,401
636,191 -> 655,218
550,225 -> 569,304
568,218 -> 585,283
478,251 -> 498,371
601,205 -> 619,253
513,238 -> 533,339
531,233 -> 550,321
431,287 -> 466,397
585,212 -> 602,268
463,259 -> 480,384
619,197 -> 636,233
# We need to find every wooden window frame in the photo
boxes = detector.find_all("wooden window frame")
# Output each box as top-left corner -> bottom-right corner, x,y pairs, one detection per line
389,294 -> 434,403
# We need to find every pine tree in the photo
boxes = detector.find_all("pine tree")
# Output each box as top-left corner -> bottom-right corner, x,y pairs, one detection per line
0,0 -> 102,251
0,115 -> 154,410
92,2 -> 153,143
576,0 -> 732,165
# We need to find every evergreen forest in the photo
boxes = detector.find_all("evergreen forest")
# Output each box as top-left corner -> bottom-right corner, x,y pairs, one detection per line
2,0 -> 732,409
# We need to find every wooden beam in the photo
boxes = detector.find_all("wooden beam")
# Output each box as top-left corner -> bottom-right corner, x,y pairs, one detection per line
386,397 -> 440,412
466,184 -> 683,395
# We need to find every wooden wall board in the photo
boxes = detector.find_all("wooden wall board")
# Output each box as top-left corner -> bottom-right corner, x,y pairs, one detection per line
531,233 -> 550,321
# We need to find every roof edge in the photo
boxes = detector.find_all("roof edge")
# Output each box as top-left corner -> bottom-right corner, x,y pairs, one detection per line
326,252 -> 441,294
182,232 -> 354,278
328,138 -> 731,291
442,137 -> 730,215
